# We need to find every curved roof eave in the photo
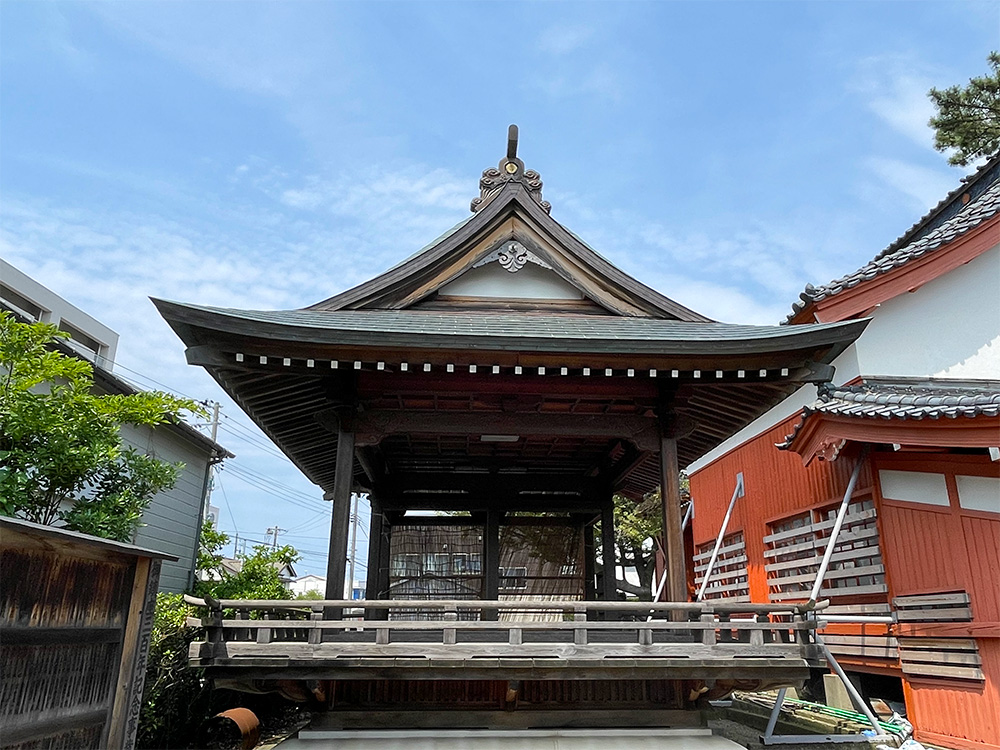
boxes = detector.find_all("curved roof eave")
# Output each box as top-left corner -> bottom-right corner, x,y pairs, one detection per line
152,298 -> 868,362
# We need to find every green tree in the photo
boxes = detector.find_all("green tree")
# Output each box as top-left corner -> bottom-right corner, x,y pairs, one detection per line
605,473 -> 689,599
0,311 -> 201,542
929,52 -> 1000,166
138,522 -> 303,749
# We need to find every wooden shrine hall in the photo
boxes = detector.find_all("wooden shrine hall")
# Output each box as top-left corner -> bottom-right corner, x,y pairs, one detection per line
157,127 -> 869,727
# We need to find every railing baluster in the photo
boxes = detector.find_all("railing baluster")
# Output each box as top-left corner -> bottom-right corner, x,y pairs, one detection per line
443,609 -> 457,645
256,613 -> 272,644
638,624 -> 653,646
756,613 -> 772,644
376,625 -> 390,645
308,605 -> 322,645
719,612 -> 732,642
509,627 -> 522,646
574,605 -> 588,645
701,612 -> 717,645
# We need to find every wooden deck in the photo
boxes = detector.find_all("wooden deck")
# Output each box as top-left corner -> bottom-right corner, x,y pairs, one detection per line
184,597 -> 826,683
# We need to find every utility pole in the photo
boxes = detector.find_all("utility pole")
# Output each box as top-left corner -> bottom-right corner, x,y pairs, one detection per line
347,493 -> 361,599
266,526 -> 286,549
203,401 -> 222,519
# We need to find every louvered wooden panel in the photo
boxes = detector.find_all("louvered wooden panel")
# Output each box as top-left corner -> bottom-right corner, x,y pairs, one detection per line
694,532 -> 750,602
764,500 -> 888,603
899,637 -> 984,681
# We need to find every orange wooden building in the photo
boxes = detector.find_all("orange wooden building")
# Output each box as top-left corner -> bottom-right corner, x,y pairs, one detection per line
688,157 -> 1000,749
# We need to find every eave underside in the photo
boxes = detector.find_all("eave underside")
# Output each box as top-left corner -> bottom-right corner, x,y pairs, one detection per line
202,360 -> 822,501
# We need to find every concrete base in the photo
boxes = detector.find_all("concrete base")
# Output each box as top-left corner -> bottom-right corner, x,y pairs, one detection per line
279,727 -> 746,749
822,674 -> 854,712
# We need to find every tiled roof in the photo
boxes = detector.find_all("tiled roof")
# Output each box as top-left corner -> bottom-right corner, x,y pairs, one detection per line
155,300 -> 867,355
778,380 -> 1000,448
785,164 -> 1000,323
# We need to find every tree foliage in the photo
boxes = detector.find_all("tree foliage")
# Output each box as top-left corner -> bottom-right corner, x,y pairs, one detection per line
929,52 -> 1000,166
138,522 -> 302,749
608,473 -> 689,599
193,520 -> 300,602
0,312 -> 200,541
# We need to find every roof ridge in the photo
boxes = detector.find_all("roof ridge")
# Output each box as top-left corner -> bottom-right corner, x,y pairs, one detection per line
785,170 -> 1000,323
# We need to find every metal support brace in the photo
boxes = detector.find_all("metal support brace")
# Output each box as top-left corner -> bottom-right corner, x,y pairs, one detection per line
763,687 -> 787,739
696,473 -> 744,602
807,447 -> 868,607
818,637 -> 885,736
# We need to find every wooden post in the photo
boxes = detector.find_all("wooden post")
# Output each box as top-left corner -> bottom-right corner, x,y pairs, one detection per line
659,433 -> 687,603
325,424 -> 355,615
365,496 -> 384,602
483,509 -> 501,620
583,520 -> 597,601
600,500 -> 617,602
107,557 -> 160,750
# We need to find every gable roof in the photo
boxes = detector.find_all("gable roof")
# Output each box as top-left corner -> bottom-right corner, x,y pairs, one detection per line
786,155 -> 1000,324
307,139 -> 712,321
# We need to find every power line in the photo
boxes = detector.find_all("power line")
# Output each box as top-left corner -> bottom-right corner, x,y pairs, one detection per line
223,465 -> 325,510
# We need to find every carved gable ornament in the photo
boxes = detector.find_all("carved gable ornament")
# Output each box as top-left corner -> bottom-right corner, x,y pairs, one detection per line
472,241 -> 552,274
470,124 -> 552,215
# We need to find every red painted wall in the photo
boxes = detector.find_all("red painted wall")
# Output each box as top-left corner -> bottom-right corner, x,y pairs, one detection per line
690,426 -> 1000,749
873,454 -> 1000,750
689,413 -> 869,603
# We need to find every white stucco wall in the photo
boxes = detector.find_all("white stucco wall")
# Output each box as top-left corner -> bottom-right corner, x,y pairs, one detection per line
852,244 -> 1000,380
688,241 -> 1000,473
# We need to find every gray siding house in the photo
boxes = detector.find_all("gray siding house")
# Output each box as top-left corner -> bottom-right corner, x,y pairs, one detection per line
96,370 -> 231,593
1,260 -> 231,594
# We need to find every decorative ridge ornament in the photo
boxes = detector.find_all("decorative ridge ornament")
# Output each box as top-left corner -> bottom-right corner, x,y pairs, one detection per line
472,241 -> 552,273
470,124 -> 552,214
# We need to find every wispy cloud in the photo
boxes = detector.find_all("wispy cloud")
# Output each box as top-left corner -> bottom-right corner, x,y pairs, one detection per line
854,55 -> 938,151
537,24 -> 595,56
866,157 -> 956,212
546,192 -> 846,325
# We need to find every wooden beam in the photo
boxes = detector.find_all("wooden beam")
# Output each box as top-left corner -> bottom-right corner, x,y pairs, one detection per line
378,492 -> 603,512
344,410 -> 660,451
382,473 -> 594,495
325,425 -> 355,608
358,371 -> 659,399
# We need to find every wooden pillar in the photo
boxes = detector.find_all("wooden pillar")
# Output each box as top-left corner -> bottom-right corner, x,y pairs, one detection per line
583,521 -> 597,601
365,495 -> 384,601
600,500 -> 617,601
378,516 -> 392,598
325,425 -> 355,606
483,509 -> 501,620
659,433 -> 687,602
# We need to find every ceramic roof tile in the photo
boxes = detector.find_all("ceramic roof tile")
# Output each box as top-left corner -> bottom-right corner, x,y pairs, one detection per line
785,169 -> 1000,323
777,380 -> 1000,448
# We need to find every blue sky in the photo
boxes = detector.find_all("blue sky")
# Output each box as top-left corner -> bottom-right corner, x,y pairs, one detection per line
2,1 -> 996,578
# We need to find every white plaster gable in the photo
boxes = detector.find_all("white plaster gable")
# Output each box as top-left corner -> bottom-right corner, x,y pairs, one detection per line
438,259 -> 584,300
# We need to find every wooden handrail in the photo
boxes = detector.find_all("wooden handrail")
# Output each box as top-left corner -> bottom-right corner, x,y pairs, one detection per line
182,594 -> 827,615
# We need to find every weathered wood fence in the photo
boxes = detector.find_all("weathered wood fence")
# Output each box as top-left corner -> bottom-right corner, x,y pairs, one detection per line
1,517 -> 174,750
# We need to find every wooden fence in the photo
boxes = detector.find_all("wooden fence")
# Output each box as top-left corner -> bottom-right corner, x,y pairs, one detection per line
1,517 -> 174,750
